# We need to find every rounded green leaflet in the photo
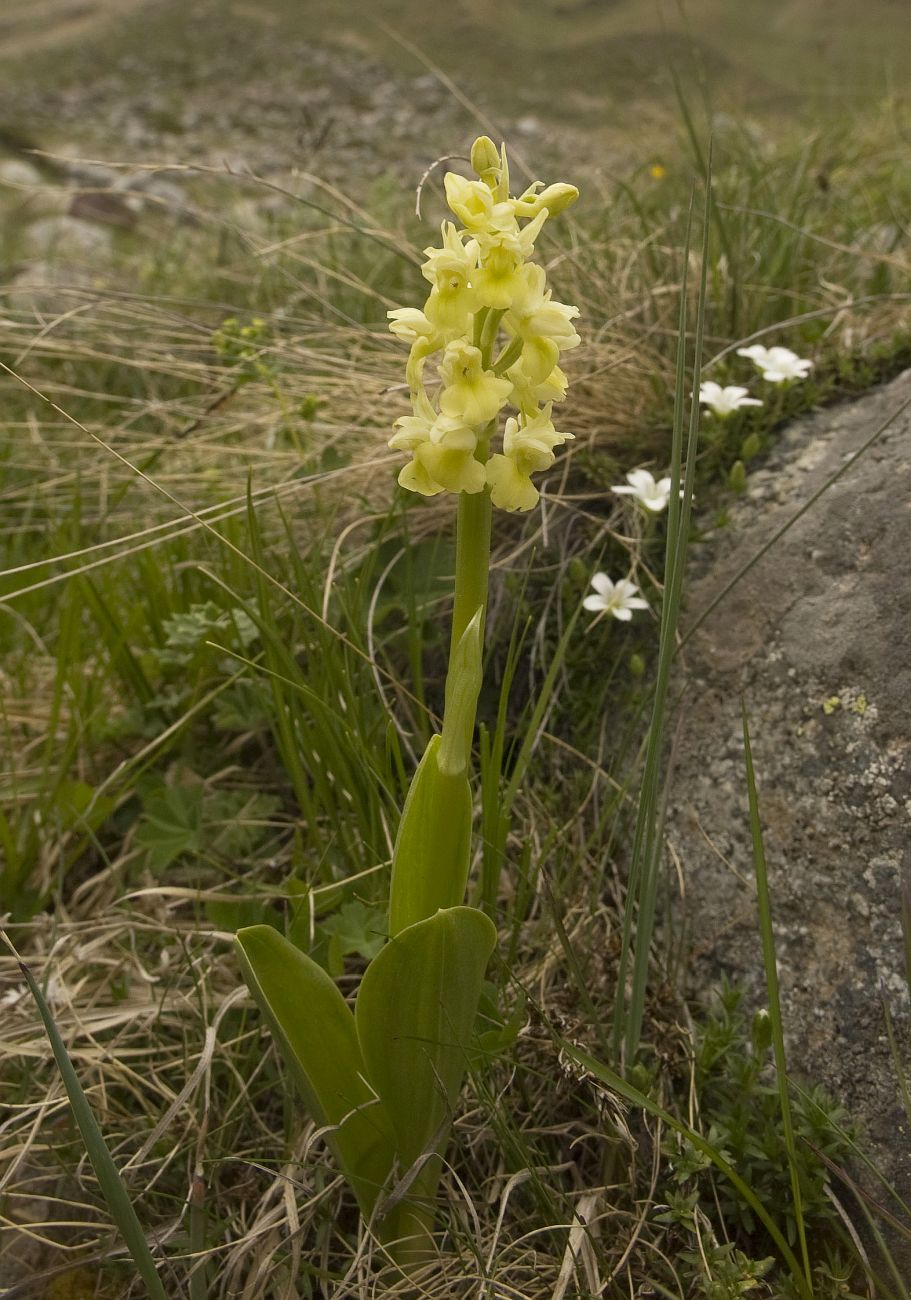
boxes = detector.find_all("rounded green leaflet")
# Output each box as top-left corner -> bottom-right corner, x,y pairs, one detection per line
235,925 -> 397,1219
355,905 -> 497,1250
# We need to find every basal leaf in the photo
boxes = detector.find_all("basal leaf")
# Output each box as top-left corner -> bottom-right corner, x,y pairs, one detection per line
355,906 -> 496,1178
236,925 -> 396,1217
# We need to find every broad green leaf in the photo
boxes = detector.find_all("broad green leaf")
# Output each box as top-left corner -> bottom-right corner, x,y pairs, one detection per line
355,906 -> 496,1181
387,735 -> 473,936
236,925 -> 396,1217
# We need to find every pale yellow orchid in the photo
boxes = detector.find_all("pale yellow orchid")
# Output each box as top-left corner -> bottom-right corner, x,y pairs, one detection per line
485,406 -> 572,511
421,221 -> 479,287
505,264 -> 581,355
405,336 -> 441,393
420,223 -> 480,335
388,388 -> 437,456
413,441 -> 486,496
510,180 -> 579,221
444,174 -> 507,235
485,453 -> 540,512
470,135 -> 501,190
387,307 -> 445,393
472,209 -> 549,310
390,390 -> 486,497
387,137 -> 580,507
398,456 -> 446,497
439,340 -> 513,426
387,306 -> 438,344
501,265 -> 580,382
506,354 -> 569,414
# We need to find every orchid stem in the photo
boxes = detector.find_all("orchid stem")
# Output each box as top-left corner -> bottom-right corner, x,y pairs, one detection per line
448,442 -> 493,664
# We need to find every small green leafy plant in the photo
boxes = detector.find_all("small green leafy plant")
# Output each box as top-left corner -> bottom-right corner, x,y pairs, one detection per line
662,982 -> 855,1270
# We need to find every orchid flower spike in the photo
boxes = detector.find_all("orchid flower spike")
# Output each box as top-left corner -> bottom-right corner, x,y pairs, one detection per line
387,137 -> 581,509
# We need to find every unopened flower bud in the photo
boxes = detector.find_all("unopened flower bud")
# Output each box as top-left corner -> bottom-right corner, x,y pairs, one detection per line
534,183 -> 579,216
470,135 -> 501,188
728,460 -> 747,493
740,432 -> 762,461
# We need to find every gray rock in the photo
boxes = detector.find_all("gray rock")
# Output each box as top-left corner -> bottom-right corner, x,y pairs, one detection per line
22,215 -> 113,259
7,260 -> 96,314
670,370 -> 911,1212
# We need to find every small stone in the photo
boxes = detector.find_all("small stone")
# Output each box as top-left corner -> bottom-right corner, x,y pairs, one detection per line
8,261 -> 95,314
0,158 -> 42,187
23,216 -> 113,260
68,190 -> 136,229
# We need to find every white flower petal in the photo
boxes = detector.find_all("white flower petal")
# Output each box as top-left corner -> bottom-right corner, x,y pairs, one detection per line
611,606 -> 633,621
736,345 -> 771,363
590,572 -> 613,598
625,468 -> 657,493
582,594 -> 607,611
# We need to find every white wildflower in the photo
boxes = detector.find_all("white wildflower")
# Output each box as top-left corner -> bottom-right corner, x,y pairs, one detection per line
736,344 -> 812,383
583,573 -> 649,622
611,468 -> 679,512
698,381 -> 763,416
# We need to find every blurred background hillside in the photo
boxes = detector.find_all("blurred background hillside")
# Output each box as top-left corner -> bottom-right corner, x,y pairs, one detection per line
1,0 -> 909,188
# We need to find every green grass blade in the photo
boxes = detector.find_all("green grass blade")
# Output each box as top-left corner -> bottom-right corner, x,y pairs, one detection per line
8,941 -> 169,1299
741,702 -> 813,1293
614,150 -> 709,1066
503,605 -> 580,813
